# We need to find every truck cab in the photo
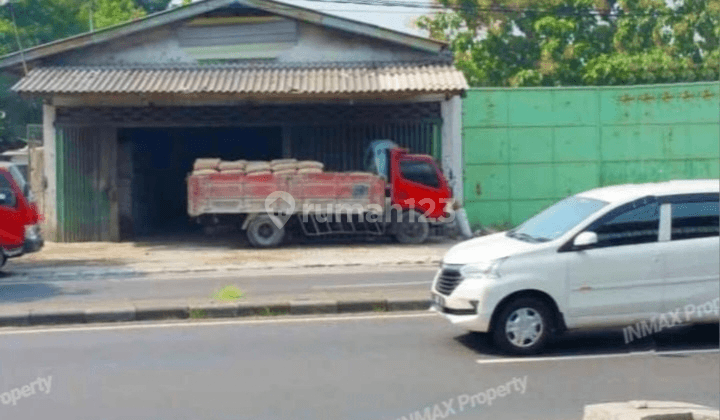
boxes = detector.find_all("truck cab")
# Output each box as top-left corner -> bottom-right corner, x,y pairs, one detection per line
0,163 -> 43,269
365,140 -> 453,219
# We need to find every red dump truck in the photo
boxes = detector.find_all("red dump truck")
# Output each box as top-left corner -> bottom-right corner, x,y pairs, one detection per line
187,141 -> 458,248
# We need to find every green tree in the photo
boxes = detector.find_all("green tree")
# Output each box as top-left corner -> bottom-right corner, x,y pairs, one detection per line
80,0 -> 145,30
135,0 -> 172,14
0,0 -> 149,149
0,0 -> 90,149
417,0 -> 720,86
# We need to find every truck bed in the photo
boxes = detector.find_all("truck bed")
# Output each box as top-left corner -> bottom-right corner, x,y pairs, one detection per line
188,172 -> 386,217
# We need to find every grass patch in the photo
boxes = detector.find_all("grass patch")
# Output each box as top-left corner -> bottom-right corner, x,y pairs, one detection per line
372,304 -> 387,312
189,309 -> 207,319
212,285 -> 244,301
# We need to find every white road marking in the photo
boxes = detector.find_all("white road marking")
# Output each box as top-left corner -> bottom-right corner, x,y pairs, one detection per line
311,281 -> 431,289
0,312 -> 437,336
476,348 -> 719,364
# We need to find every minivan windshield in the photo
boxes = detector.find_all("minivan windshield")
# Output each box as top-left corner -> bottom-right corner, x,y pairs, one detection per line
507,196 -> 608,242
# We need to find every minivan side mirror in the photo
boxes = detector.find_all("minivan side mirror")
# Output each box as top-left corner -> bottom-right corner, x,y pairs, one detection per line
0,188 -> 16,208
574,231 -> 598,248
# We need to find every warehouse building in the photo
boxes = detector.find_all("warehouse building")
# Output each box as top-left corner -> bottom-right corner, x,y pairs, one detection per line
0,0 -> 467,241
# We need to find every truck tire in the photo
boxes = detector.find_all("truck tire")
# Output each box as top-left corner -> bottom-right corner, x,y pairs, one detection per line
394,210 -> 429,244
0,250 -> 6,270
246,215 -> 286,248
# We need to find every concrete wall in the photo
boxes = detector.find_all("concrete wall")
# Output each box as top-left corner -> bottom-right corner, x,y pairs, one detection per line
51,21 -> 434,66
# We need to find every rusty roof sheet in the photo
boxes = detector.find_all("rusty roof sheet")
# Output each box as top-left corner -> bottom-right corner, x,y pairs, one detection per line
13,63 -> 468,96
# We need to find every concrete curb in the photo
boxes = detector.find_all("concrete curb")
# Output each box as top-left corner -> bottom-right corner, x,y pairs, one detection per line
583,401 -> 719,420
0,298 -> 432,328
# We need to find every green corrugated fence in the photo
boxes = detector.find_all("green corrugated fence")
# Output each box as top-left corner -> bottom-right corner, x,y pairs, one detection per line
463,82 -> 720,228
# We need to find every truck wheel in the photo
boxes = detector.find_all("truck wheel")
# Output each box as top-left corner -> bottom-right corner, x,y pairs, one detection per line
394,210 -> 429,244
246,215 -> 285,248
0,251 -> 6,269
492,297 -> 553,355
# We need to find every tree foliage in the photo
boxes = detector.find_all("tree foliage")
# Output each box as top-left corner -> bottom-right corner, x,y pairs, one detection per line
80,0 -> 146,30
135,0 -> 172,14
0,0 -> 148,148
417,0 -> 720,86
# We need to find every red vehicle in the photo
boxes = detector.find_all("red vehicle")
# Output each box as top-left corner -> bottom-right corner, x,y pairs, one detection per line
0,163 -> 43,269
188,141 -> 457,247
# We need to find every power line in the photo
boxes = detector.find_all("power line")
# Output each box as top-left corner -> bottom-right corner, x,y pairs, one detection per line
298,0 -> 706,17
7,1 -> 28,75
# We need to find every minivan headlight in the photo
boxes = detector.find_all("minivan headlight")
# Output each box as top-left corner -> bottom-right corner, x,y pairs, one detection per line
459,259 -> 505,279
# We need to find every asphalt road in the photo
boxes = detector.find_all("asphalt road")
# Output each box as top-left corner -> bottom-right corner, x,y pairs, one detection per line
0,266 -> 436,306
0,313 -> 717,420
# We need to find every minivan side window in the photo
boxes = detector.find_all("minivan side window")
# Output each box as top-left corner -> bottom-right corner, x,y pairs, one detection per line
587,199 -> 660,248
399,160 -> 440,189
670,196 -> 719,241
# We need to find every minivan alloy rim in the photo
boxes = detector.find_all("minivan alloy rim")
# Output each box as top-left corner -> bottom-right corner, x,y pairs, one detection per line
505,308 -> 543,348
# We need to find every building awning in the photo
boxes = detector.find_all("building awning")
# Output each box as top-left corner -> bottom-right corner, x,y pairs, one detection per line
12,63 -> 468,98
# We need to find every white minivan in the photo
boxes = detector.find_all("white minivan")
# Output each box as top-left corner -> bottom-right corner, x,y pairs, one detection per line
431,180 -> 720,355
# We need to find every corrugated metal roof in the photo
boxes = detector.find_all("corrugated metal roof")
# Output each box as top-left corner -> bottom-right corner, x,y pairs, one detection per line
12,63 -> 468,96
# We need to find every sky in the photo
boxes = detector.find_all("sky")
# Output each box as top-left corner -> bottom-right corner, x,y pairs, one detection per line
169,0 -> 436,37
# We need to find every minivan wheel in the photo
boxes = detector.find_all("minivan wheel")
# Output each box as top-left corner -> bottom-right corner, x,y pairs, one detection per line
492,297 -> 553,355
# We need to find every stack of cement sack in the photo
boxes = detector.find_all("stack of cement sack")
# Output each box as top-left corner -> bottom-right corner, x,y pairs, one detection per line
192,158 -> 221,175
218,160 -> 247,175
192,158 -> 325,176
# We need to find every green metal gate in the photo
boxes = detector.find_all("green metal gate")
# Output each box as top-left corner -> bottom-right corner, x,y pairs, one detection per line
56,126 -> 116,242
463,82 -> 720,228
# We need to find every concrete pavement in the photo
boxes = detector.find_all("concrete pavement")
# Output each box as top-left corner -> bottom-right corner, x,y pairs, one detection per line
0,313 -> 717,419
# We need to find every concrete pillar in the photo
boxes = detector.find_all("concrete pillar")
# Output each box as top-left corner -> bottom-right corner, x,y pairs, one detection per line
441,95 -> 472,237
441,95 -> 463,203
42,104 -> 57,241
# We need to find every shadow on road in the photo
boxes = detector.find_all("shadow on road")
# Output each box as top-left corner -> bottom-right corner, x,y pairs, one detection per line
8,259 -> 128,270
0,271 -> 94,303
0,282 -> 62,303
456,323 -> 720,358
131,230 -> 458,251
